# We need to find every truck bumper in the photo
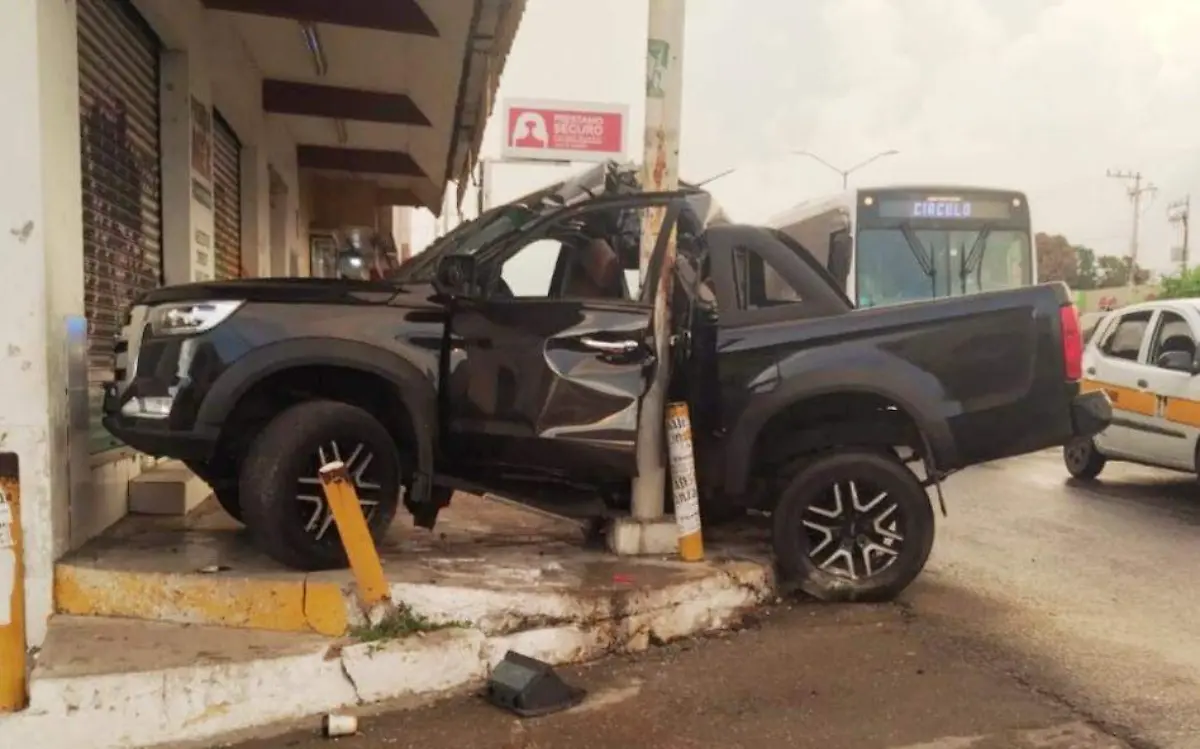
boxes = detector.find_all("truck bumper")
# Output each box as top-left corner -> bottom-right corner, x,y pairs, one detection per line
1070,390 -> 1112,439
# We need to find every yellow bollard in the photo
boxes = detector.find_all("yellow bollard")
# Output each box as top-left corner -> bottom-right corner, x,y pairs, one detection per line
0,453 -> 27,712
318,461 -> 390,608
666,402 -> 704,562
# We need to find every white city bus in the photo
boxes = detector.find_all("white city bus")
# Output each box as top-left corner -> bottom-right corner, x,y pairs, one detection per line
768,185 -> 1036,308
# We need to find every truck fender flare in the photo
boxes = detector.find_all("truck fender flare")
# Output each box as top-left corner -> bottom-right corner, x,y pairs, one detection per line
722,361 -> 958,497
196,338 -> 438,505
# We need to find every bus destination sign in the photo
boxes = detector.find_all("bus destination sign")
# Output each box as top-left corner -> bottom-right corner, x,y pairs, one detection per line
878,198 -> 1013,221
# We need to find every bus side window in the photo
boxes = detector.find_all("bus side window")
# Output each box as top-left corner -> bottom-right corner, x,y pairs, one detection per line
828,229 -> 852,292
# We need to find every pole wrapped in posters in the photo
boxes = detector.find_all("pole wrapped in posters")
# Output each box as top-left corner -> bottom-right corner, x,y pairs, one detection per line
0,453 -> 26,711
666,403 -> 703,561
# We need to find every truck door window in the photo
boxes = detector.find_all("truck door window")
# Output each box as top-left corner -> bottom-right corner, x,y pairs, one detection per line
1100,311 -> 1152,362
497,204 -> 668,302
499,238 -> 563,296
1148,311 -> 1196,366
731,246 -> 802,309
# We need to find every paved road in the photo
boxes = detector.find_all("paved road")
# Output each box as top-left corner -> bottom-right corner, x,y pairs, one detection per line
914,449 -> 1200,749
228,603 -> 1125,749
225,450 -> 1199,749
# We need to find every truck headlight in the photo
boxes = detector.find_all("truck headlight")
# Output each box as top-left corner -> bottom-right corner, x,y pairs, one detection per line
148,300 -> 243,336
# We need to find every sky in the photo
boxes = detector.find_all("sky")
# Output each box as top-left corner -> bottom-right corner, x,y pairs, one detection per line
414,0 -> 1200,275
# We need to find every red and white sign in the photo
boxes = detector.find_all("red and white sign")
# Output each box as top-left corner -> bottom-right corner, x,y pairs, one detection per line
502,99 -> 628,163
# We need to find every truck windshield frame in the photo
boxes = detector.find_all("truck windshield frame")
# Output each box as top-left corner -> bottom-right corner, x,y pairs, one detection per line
854,188 -> 1033,308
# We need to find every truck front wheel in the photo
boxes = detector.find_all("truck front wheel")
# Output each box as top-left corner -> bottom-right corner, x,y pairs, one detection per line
239,400 -> 404,571
772,450 -> 934,602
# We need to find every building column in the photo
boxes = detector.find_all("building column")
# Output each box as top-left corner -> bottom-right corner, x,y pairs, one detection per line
159,50 -> 216,284
240,145 -> 271,277
0,0 -> 85,657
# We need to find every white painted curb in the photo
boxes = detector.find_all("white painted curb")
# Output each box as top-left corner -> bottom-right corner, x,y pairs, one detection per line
0,561 -> 772,749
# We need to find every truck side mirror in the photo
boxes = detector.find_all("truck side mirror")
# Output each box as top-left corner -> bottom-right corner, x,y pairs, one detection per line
434,254 -> 476,298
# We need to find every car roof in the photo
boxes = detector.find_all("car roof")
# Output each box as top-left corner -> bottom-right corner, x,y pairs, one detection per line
1109,297 -> 1200,315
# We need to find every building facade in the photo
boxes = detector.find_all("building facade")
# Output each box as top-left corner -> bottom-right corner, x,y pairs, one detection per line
0,0 -> 522,656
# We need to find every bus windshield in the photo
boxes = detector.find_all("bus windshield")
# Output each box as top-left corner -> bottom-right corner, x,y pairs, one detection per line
855,227 -> 1031,307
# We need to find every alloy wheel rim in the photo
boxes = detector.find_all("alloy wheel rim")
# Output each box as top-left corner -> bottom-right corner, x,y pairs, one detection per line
801,479 -> 904,580
295,440 -> 388,544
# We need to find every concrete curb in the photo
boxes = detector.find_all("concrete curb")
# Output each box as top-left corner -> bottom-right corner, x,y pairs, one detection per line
2,560 -> 773,749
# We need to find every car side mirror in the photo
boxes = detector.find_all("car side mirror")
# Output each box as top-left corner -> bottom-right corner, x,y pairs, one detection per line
1157,350 -> 1194,373
433,254 -> 476,298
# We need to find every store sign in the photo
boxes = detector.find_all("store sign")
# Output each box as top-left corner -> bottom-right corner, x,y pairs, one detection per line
502,99 -> 628,163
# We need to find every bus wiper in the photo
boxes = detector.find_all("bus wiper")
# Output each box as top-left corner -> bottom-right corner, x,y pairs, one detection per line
899,222 -> 938,295
961,228 -> 992,293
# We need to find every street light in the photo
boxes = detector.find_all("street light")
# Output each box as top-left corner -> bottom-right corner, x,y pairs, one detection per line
791,149 -> 900,189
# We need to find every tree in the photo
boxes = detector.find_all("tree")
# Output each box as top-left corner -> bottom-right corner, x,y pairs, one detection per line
1158,267 -> 1200,299
1035,232 -> 1076,284
1073,246 -> 1098,289
1095,255 -> 1149,288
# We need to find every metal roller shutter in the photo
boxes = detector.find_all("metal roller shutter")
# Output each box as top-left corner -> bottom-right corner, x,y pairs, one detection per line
212,113 -> 243,280
78,0 -> 162,453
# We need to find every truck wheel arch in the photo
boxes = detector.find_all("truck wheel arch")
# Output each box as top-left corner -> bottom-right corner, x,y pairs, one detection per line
723,369 -> 958,498
196,338 -> 439,512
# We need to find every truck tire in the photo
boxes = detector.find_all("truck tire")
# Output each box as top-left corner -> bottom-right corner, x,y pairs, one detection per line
238,400 -> 403,571
772,449 -> 934,603
184,461 -> 243,522
1063,437 -> 1106,480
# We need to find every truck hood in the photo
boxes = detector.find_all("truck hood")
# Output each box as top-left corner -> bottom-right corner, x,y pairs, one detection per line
138,277 -> 414,306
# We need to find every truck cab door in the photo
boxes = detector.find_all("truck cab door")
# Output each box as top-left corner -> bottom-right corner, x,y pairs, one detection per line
441,194 -> 689,489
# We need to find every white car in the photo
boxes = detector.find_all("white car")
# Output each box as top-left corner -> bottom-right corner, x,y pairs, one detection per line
1064,299 -> 1200,479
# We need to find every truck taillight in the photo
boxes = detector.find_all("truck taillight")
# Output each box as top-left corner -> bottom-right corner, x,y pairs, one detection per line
1059,304 -> 1083,381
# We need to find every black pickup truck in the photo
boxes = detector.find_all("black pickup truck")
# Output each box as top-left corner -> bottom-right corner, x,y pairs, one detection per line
103,163 -> 1110,601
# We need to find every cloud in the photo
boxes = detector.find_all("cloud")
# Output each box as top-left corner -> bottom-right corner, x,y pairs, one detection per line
456,0 -> 1200,272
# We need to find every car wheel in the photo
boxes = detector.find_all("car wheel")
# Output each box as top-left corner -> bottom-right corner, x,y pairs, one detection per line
239,400 -> 403,571
1063,437 -> 1106,480
772,449 -> 934,603
184,460 -> 243,522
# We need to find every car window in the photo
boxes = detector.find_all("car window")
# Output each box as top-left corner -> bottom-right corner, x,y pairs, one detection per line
1100,310 -> 1153,361
500,239 -> 563,297
1149,310 -> 1197,366
731,246 -> 803,309
495,204 -> 672,302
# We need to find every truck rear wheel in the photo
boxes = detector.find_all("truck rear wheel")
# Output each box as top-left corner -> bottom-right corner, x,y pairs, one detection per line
772,450 -> 934,602
239,400 -> 403,571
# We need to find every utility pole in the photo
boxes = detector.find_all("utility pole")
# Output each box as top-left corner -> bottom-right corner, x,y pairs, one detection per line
630,0 -> 684,530
1107,169 -> 1157,287
1168,196 -> 1190,273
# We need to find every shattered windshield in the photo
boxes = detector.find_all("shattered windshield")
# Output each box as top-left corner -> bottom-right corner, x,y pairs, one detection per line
390,205 -> 536,283
855,228 -> 1031,308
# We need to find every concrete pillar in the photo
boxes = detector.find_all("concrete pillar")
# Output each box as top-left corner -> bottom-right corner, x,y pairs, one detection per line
240,145 -> 271,277
159,50 -> 215,284
0,0 -> 85,649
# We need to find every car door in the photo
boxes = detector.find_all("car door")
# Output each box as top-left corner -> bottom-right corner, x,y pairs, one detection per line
1086,307 -> 1158,461
1137,306 -> 1200,470
441,193 -> 689,485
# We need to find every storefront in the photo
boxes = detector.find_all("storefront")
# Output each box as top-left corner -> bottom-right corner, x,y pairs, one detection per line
78,0 -> 164,453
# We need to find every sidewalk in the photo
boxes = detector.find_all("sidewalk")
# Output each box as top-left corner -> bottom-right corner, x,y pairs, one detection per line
225,602 -> 1133,749
0,494 -> 775,749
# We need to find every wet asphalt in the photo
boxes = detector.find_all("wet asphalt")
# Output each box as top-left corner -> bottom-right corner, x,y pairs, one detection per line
224,449 -> 1200,749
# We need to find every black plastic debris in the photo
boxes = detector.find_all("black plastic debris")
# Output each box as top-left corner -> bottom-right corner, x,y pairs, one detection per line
485,650 -> 586,717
